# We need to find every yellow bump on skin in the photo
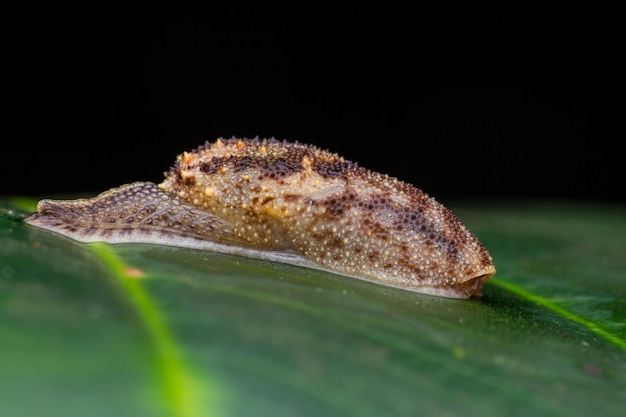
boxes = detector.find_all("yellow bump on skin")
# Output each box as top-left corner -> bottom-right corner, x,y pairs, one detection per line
181,170 -> 195,181
25,137 -> 496,299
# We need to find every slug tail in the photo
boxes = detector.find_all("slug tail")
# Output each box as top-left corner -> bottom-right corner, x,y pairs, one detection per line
24,182 -> 245,247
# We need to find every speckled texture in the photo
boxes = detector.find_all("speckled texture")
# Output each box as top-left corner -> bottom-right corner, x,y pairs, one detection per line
25,137 -> 496,298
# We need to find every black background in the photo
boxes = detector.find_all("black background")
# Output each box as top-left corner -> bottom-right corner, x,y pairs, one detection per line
4,7 -> 622,204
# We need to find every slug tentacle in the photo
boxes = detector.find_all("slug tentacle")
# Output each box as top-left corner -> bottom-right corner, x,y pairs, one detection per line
25,137 -> 496,299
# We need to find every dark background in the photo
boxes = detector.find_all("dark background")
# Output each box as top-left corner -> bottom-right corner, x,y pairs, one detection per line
4,7 -> 622,204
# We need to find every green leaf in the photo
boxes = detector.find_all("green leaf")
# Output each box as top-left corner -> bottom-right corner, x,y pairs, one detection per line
1,197 -> 624,417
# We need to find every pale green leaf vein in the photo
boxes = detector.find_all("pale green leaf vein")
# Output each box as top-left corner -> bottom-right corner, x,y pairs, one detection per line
489,278 -> 625,351
90,243 -> 213,417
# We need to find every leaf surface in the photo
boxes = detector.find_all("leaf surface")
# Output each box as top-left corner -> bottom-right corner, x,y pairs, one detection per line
1,198 -> 624,417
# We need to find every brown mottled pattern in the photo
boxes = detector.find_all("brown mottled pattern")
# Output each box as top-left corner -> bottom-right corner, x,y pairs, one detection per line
159,137 -> 496,297
25,137 -> 495,298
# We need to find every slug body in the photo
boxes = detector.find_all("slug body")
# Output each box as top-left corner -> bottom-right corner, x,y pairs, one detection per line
25,137 -> 495,298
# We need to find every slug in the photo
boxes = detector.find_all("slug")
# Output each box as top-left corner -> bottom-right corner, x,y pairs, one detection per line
25,137 -> 495,299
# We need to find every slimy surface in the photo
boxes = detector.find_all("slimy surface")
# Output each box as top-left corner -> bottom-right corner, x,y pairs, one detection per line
26,137 -> 496,298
